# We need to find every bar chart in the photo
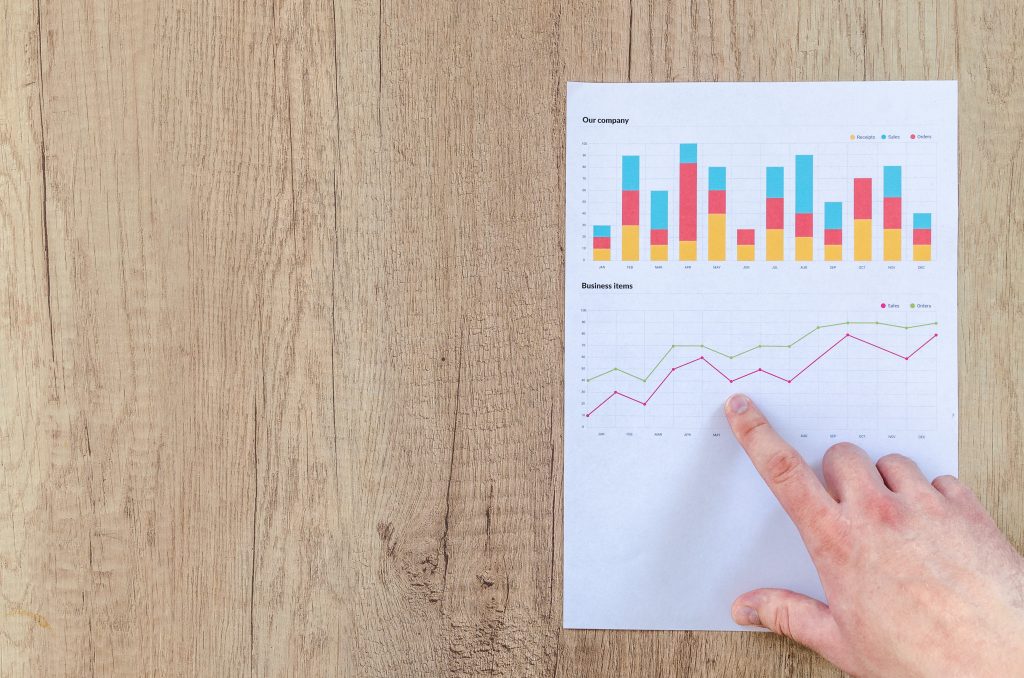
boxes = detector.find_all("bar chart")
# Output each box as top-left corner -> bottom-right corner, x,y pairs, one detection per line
564,81 -> 958,633
582,142 -> 938,265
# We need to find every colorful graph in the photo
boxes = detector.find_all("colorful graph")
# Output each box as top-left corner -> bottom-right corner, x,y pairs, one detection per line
564,82 -> 957,633
585,331 -> 938,417
588,144 -> 935,263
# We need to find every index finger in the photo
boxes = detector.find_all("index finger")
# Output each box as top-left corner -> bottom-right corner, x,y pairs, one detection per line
724,394 -> 837,534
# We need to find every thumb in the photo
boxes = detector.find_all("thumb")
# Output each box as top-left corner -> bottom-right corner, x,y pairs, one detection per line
733,588 -> 852,668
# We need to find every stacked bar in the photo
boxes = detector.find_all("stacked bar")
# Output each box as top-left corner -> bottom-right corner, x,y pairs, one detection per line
650,191 -> 668,260
766,166 -> 784,261
883,166 -> 902,261
622,156 -> 640,261
854,177 -> 872,260
708,166 -> 726,261
795,155 -> 813,260
913,213 -> 932,260
679,144 -> 698,260
593,225 -> 611,261
737,229 -> 755,261
824,202 -> 843,260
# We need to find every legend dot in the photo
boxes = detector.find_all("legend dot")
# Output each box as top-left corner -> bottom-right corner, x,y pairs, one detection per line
881,303 -> 887,309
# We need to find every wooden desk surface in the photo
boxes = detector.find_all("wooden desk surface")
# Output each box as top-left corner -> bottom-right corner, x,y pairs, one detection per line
2,1 -> 1022,675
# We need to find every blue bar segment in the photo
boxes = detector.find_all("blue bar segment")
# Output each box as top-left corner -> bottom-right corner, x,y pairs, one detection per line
679,144 -> 697,164
795,155 -> 813,213
913,213 -> 932,230
709,166 -> 726,191
884,166 -> 902,198
766,167 -> 784,199
593,225 -> 611,237
651,191 -> 668,230
825,202 -> 843,229
622,156 -> 640,191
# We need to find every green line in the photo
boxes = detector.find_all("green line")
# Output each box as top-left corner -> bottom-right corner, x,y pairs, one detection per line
585,321 -> 938,382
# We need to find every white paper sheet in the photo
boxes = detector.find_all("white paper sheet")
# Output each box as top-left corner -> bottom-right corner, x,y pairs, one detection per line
563,81 -> 958,630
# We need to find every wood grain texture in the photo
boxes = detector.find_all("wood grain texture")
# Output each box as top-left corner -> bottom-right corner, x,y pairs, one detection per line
1,0 -> 1021,675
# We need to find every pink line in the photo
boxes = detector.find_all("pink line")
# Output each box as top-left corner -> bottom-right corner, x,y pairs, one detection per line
585,333 -> 940,417
643,370 -> 676,404
905,333 -> 938,359
702,358 -> 732,382
789,334 -> 850,381
671,357 -> 703,370
847,334 -> 907,359
585,391 -> 618,417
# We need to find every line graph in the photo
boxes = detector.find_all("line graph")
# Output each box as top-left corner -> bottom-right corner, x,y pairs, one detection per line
586,320 -> 938,382
564,82 -> 958,632
585,332 -> 939,417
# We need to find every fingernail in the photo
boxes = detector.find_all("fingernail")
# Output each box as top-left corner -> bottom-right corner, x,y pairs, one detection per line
738,606 -> 760,626
727,394 -> 749,414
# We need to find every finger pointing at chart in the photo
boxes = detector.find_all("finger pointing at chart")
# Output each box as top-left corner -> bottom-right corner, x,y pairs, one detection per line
721,393 -> 1024,678
724,394 -> 839,549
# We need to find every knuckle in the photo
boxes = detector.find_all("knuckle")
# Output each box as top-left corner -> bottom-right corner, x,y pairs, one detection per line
738,417 -> 771,443
764,447 -> 802,486
772,604 -> 793,639
864,493 -> 905,526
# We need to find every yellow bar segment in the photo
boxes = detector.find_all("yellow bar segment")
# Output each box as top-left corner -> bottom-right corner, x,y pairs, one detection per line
824,244 -> 842,261
795,236 -> 813,261
708,213 -> 726,261
594,248 -> 610,261
854,219 -> 872,261
766,230 -> 784,261
679,240 -> 697,261
737,244 -> 755,261
650,244 -> 668,261
884,229 -> 901,261
622,225 -> 639,261
913,244 -> 931,261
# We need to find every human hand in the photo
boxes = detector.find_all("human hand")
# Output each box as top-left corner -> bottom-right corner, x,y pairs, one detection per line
724,393 -> 1024,678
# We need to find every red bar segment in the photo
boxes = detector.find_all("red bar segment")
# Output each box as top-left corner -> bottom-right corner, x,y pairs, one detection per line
854,178 -> 872,219
824,229 -> 843,245
650,229 -> 668,245
795,212 -> 813,237
766,197 -> 784,229
593,236 -> 611,249
737,229 -> 755,245
913,229 -> 932,245
679,163 -> 697,241
883,197 -> 902,229
708,189 -> 724,214
708,190 -> 726,214
622,190 -> 639,224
